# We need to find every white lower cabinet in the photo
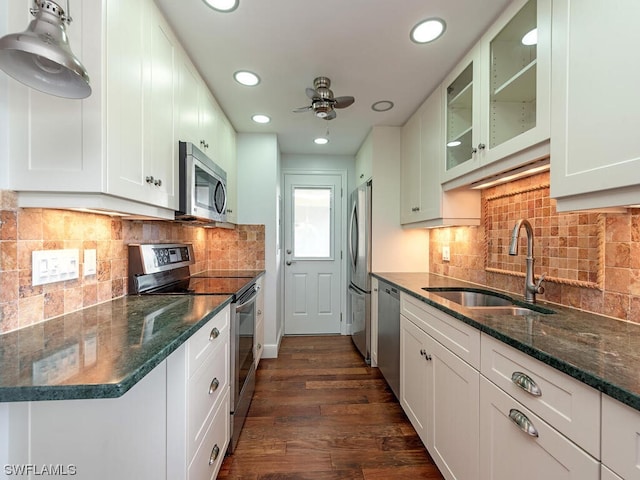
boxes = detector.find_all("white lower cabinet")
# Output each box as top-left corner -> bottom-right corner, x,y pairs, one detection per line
168,305 -> 230,480
7,363 -> 169,480
479,377 -> 599,480
602,394 -> 640,480
400,293 -> 480,480
602,465 -> 625,480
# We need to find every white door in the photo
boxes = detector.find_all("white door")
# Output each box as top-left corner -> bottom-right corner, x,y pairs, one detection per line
283,173 -> 343,335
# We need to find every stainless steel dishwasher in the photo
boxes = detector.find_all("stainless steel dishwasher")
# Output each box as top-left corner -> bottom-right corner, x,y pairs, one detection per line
377,280 -> 400,399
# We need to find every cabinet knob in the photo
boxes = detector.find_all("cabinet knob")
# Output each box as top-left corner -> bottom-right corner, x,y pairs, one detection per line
154,178 -> 162,187
209,377 -> 220,395
257,309 -> 262,315
227,208 -> 233,213
477,143 -> 486,150
209,444 -> 220,465
209,327 -> 220,341
145,176 -> 154,184
420,349 -> 426,356
425,354 -> 432,361
360,173 -> 364,179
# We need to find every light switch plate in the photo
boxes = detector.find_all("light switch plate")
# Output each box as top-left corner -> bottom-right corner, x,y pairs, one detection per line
32,249 -> 79,286
84,249 -> 97,276
442,245 -> 451,262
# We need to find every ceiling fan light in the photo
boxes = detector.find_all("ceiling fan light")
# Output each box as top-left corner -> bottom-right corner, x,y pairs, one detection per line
252,114 -> 270,124
410,18 -> 446,44
0,0 -> 91,99
202,0 -> 239,12
234,70 -> 260,86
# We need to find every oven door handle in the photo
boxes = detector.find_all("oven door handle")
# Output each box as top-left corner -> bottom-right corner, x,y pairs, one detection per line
235,287 -> 259,310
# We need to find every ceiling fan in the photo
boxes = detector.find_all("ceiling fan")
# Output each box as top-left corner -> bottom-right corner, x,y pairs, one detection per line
293,76 -> 355,120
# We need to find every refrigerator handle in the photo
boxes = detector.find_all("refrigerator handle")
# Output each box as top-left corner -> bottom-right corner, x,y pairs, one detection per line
348,201 -> 358,271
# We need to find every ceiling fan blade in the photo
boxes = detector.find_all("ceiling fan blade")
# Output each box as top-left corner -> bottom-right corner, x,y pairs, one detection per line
293,105 -> 312,113
325,110 -> 337,120
333,96 -> 355,109
306,87 -> 319,99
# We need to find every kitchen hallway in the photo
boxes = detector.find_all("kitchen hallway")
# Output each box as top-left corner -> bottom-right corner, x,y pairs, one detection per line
218,336 -> 444,479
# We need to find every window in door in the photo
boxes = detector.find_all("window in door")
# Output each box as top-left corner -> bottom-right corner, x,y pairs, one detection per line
293,187 -> 333,259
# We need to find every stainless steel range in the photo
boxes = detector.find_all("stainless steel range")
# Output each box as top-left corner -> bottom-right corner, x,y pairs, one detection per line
128,243 -> 259,454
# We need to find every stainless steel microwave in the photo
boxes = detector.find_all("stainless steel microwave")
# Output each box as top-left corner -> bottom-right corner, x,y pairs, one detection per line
176,141 -> 227,224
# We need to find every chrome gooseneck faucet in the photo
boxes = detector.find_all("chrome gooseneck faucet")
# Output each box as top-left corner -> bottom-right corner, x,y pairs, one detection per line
509,219 -> 546,303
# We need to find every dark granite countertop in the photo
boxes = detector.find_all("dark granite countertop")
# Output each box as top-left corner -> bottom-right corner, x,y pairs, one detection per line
374,272 -> 640,412
0,294 -> 232,402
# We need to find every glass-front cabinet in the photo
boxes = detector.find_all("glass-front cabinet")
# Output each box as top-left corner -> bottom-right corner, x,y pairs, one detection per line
442,0 -> 550,185
446,62 -> 476,172
489,0 -> 538,149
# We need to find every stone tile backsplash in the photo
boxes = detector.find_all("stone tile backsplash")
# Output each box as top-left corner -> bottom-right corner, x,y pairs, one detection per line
430,172 -> 640,322
0,191 -> 265,334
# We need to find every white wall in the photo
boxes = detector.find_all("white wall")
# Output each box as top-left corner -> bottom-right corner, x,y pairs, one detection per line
281,153 -> 355,336
237,133 -> 282,358
0,0 -> 9,189
359,127 -> 429,273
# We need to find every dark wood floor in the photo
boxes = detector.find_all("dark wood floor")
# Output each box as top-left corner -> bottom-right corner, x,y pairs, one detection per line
218,335 -> 445,480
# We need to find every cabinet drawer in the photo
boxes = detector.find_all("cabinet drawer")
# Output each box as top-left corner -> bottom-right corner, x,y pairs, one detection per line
480,333 -> 600,458
188,394 -> 230,480
401,293 -> 480,368
189,306 -> 229,377
602,394 -> 640,480
188,335 -> 229,459
480,377 -> 599,480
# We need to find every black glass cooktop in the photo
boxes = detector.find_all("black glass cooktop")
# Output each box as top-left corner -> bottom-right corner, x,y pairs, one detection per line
149,276 -> 254,295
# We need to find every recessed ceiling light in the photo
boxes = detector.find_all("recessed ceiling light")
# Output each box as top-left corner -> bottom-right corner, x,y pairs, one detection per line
252,114 -> 271,124
371,100 -> 394,112
447,141 -> 462,147
410,18 -> 446,44
521,28 -> 538,46
314,137 -> 329,145
202,0 -> 239,12
234,70 -> 260,86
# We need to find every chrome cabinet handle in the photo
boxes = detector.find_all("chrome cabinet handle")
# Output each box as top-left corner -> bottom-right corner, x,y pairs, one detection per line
209,444 -> 220,465
478,143 -> 486,150
209,378 -> 220,395
209,327 -> 220,341
511,371 -> 542,397
508,408 -> 539,437
145,175 -> 154,184
154,178 -> 162,187
420,349 -> 426,356
425,354 -> 432,361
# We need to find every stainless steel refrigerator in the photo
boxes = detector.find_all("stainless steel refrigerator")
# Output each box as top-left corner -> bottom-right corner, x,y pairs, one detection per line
348,180 -> 372,363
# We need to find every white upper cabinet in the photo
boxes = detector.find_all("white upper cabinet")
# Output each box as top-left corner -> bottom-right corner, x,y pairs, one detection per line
442,0 -> 552,187
7,0 -> 236,220
401,86 -> 480,227
550,0 -> 640,211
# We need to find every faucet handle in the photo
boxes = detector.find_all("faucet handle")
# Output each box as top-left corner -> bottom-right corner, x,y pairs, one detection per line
535,273 -> 547,294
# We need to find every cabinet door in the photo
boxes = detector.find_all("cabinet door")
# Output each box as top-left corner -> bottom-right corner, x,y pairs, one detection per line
480,377 -> 599,480
550,0 -> 640,210
602,394 -> 640,480
105,0 -> 146,201
142,5 -> 178,209
177,59 -> 202,147
7,0 -> 102,192
427,329 -> 480,480
400,315 -> 429,444
418,85 -> 444,222
480,0 -> 551,166
442,48 -> 482,183
400,110 -> 421,224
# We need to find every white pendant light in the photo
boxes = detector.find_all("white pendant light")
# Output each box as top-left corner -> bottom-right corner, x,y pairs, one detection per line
0,0 -> 91,99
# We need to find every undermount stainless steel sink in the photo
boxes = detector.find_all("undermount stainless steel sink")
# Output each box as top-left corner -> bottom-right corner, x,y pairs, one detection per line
422,288 -> 555,316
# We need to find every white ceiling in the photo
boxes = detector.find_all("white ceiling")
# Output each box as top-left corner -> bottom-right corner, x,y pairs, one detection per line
154,0 -> 512,156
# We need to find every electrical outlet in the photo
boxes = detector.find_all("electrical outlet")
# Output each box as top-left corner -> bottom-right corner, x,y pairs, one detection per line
442,245 -> 451,262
